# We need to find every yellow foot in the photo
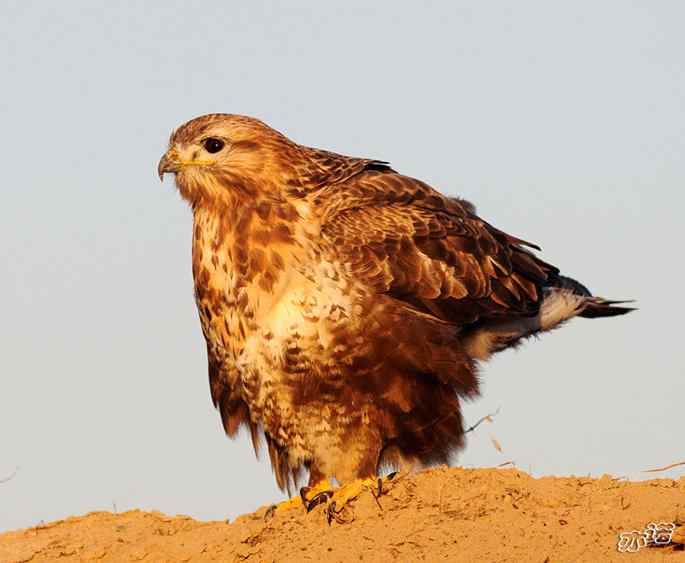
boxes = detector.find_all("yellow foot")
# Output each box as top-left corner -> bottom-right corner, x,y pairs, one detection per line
324,477 -> 382,525
263,480 -> 333,521
300,479 -> 334,512
263,475 -> 396,523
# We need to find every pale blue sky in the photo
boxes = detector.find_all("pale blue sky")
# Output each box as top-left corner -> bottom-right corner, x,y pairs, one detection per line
1,1 -> 683,532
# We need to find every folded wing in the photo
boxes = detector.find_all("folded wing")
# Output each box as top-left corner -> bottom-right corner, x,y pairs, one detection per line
316,169 -> 559,327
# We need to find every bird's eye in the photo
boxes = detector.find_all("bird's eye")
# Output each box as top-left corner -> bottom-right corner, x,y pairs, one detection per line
203,138 -> 225,154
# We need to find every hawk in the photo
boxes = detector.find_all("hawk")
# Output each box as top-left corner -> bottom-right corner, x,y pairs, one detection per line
158,114 -> 632,518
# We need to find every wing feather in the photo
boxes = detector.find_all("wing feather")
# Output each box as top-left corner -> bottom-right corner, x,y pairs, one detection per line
315,170 -> 558,326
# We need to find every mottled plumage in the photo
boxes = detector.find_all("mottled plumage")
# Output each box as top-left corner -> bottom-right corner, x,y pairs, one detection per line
158,114 -> 632,493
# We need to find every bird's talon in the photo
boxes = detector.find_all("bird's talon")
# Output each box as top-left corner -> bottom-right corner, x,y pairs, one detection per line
326,501 -> 337,525
326,500 -> 354,525
299,486 -> 310,505
306,490 -> 332,513
264,504 -> 276,522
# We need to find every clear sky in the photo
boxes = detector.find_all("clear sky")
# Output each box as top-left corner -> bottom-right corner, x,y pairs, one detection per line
1,1 -> 683,533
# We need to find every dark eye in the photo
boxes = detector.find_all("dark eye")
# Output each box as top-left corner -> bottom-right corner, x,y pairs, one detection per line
203,138 -> 225,153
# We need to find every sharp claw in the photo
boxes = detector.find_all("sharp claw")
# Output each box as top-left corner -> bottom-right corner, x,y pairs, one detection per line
328,501 -> 354,525
264,504 -> 276,522
305,490 -> 333,513
327,501 -> 337,525
377,477 -> 383,496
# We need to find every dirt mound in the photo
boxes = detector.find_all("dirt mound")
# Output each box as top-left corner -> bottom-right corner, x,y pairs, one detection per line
1,466 -> 684,562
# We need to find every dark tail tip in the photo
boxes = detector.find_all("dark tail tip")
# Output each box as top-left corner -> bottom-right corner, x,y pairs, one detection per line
551,275 -> 636,319
580,299 -> 637,318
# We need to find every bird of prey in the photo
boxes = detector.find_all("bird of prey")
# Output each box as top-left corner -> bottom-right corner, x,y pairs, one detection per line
158,114 -> 632,519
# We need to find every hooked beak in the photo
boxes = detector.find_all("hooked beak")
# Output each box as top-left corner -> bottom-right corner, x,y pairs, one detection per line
157,150 -> 215,181
157,150 -> 179,181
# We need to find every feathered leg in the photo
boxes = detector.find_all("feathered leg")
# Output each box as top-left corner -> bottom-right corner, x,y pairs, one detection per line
304,428 -> 386,524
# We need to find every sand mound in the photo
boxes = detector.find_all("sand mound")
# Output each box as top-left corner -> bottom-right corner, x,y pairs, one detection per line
1,466 -> 684,562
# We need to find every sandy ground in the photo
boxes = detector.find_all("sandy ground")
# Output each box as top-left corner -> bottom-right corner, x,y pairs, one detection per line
1,466 -> 683,562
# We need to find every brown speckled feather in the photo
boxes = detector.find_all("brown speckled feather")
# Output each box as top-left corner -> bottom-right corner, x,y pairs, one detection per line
314,170 -> 558,325
159,114 -> 632,494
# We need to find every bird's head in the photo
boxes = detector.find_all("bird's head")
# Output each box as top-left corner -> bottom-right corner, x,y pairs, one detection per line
158,114 -> 296,207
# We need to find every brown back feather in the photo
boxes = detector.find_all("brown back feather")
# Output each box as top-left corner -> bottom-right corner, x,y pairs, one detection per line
315,169 -> 558,327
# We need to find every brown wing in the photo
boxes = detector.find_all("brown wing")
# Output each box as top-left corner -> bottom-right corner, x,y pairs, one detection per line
316,169 -> 559,326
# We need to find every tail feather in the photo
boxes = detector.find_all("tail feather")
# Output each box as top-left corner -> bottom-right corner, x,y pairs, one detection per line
462,274 -> 634,361
579,297 -> 636,318
553,275 -> 636,318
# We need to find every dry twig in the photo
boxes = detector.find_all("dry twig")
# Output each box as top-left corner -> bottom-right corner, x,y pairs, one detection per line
496,460 -> 516,468
642,460 -> 685,473
464,407 -> 501,435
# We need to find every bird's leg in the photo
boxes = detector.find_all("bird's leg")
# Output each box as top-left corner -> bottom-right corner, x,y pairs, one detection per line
324,476 -> 381,524
266,431 -> 389,522
264,464 -> 332,520
374,446 -> 419,495
319,437 -> 385,524
298,464 -> 334,511
301,473 -> 403,522
300,481 -> 334,512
